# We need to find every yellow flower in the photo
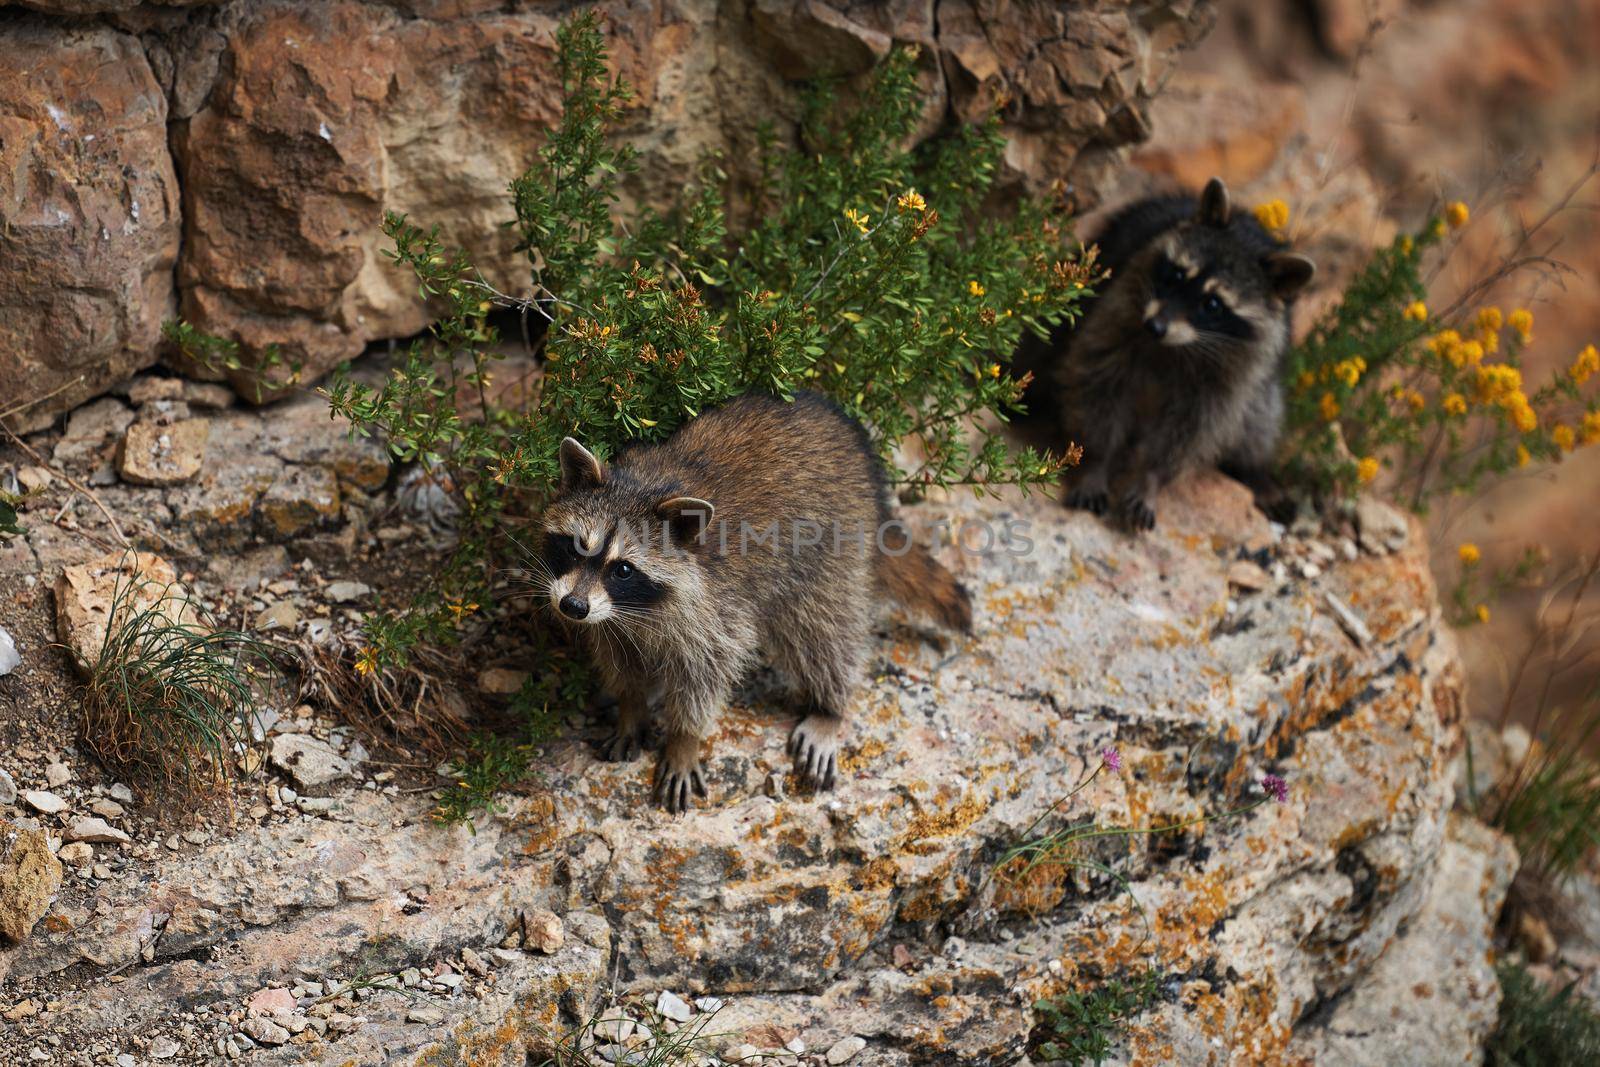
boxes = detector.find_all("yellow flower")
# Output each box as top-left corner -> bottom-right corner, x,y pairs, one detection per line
896,190 -> 927,214
1508,308 -> 1533,342
1357,456 -> 1380,483
1571,343 -> 1599,385
968,280 -> 986,298
1509,398 -> 1538,433
1482,329 -> 1499,355
1458,340 -> 1485,366
1398,235 -> 1414,256
1445,201 -> 1470,229
1443,393 -> 1468,416
1583,410 -> 1600,446
355,646 -> 379,677
843,207 -> 871,234
1319,392 -> 1341,422
1553,423 -> 1576,451
447,600 -> 479,622
1333,358 -> 1364,387
1516,443 -> 1531,467
987,363 -> 1001,379
1458,543 -> 1481,566
1477,307 -> 1503,333
1403,300 -> 1428,322
1297,370 -> 1316,390
1475,603 -> 1491,624
1253,199 -> 1290,231
1405,389 -> 1426,413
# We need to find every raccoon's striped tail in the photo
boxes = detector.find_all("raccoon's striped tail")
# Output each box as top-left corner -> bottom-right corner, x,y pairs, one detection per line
875,536 -> 973,634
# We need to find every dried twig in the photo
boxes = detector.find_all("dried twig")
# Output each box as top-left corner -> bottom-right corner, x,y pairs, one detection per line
0,421 -> 129,548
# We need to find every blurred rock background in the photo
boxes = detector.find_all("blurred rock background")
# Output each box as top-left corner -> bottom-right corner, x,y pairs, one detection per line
2,0 -> 1595,728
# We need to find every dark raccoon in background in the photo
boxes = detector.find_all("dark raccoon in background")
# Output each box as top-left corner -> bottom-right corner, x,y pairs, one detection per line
1014,177 -> 1315,530
538,391 -> 971,813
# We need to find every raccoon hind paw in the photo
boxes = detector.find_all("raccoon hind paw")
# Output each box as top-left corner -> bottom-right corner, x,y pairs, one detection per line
788,714 -> 841,791
1065,488 -> 1110,516
600,728 -> 645,763
1122,495 -> 1157,532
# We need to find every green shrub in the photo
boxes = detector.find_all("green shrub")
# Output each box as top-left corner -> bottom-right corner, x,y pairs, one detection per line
312,14 -> 1089,817
1279,197 -> 1599,506
1033,967 -> 1163,1066
1489,961 -> 1600,1066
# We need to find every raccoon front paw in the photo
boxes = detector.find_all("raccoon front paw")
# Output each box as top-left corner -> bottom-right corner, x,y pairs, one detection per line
788,714 -> 841,791
1065,488 -> 1110,515
1123,495 -> 1157,532
652,755 -> 708,814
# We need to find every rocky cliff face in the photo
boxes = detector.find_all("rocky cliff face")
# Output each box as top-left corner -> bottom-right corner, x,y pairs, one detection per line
0,453 -> 1512,1065
0,0 -> 1216,429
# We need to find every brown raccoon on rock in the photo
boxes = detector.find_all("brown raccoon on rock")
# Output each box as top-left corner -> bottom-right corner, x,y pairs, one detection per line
539,390 -> 971,813
1029,177 -> 1315,530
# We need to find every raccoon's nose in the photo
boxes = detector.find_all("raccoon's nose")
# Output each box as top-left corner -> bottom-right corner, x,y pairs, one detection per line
558,593 -> 590,620
1145,314 -> 1169,339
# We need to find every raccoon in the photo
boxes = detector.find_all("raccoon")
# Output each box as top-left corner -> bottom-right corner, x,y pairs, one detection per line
1040,177 -> 1314,530
538,390 -> 972,813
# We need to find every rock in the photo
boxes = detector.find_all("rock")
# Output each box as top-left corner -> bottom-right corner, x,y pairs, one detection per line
148,1036 -> 180,1060
260,465 -> 342,539
183,382 -> 236,410
526,908 -> 565,954
4,998 -> 38,1022
406,1005 -> 445,1024
0,20 -> 178,433
57,843 -> 93,868
825,1036 -> 867,1064
1355,495 -> 1412,555
1225,559 -> 1270,592
0,481 -> 1466,1063
246,986 -> 297,1017
53,550 -> 197,673
1289,815 -> 1517,1064
44,762 -> 71,788
15,466 -> 51,493
476,668 -> 528,697
255,601 -> 301,633
117,418 -> 210,486
89,798 -> 125,820
1517,910 -> 1558,965
269,734 -> 352,790
0,625 -> 18,676
656,990 -> 692,1022
21,791 -> 66,816
721,1044 -> 759,1065
52,398 -> 137,465
240,1016 -> 290,1046
64,817 -> 130,845
0,819 -> 63,943
127,376 -> 186,405
0,770 -> 15,807
323,580 -> 371,604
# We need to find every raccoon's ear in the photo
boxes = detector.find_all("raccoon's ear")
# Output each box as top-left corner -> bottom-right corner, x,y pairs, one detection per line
1198,177 -> 1230,227
656,496 -> 714,543
1264,252 -> 1316,299
558,437 -> 606,491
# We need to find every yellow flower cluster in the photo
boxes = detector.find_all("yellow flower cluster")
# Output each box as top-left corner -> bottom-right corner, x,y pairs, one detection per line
1477,306 -> 1503,333
843,207 -> 871,234
1331,356 -> 1366,387
1319,392 -> 1341,422
1476,604 -> 1491,624
1446,201 -> 1470,229
1403,300 -> 1428,322
968,280 -> 986,298
355,646 -> 379,677
1427,329 -> 1488,369
1572,343 -> 1599,385
1458,542 -> 1481,565
1357,456 -> 1380,483
1553,423 -> 1576,451
1389,385 -> 1426,412
1581,409 -> 1600,446
1442,393 -> 1468,416
1508,308 -> 1533,342
1253,199 -> 1290,231
896,189 -> 927,214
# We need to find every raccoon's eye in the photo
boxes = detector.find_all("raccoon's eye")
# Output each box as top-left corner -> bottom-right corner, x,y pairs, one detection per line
612,561 -> 635,581
1159,260 -> 1185,287
1201,294 -> 1225,316
544,532 -> 579,566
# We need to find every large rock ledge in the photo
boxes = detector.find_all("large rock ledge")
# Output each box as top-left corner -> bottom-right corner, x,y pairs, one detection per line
1,476 -> 1489,1064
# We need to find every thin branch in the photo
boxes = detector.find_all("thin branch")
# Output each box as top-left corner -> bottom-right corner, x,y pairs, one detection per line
0,374 -> 86,424
0,422 -> 130,548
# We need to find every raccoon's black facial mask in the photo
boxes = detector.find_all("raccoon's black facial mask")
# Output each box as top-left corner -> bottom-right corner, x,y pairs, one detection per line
542,525 -> 668,624
1145,257 -> 1256,348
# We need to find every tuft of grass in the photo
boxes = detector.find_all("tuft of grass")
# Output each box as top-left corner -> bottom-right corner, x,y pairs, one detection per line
532,999 -> 726,1067
1488,961 -> 1600,1066
1032,968 -> 1163,1066
80,572 -> 287,796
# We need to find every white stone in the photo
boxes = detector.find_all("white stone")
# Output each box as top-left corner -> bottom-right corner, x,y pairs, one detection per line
826,1036 -> 866,1064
